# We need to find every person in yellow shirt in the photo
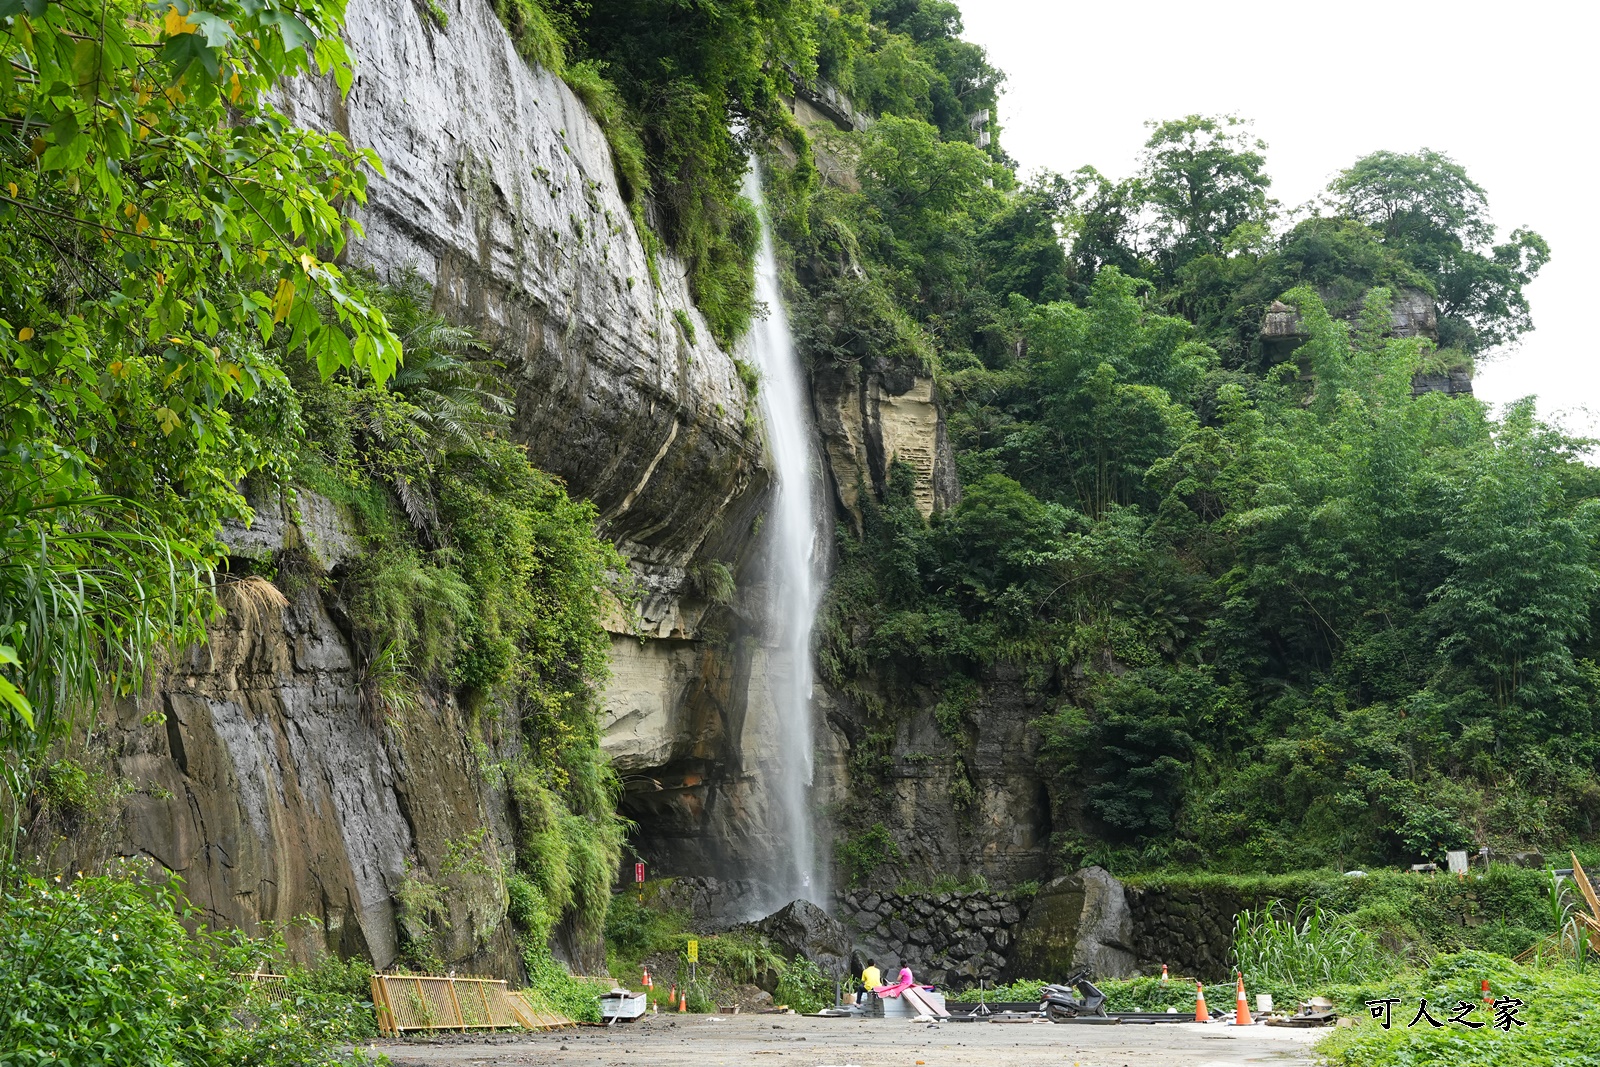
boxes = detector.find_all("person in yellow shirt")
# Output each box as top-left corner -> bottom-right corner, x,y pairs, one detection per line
858,960 -> 881,1004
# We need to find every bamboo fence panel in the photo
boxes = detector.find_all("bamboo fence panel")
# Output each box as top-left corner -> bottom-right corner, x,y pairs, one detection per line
237,973 -> 289,1005
370,974 -> 575,1035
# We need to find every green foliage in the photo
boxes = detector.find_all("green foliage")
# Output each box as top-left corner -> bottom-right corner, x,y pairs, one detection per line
1318,952 -> 1600,1067
480,0 -> 1008,349
947,977 -> 1045,1003
1139,115 -> 1273,274
822,214 -> 1600,872
814,0 -> 1003,149
564,61 -> 650,204
1234,900 -> 1401,987
604,891 -> 788,1013
697,928 -> 787,987
508,766 -> 622,937
773,954 -> 831,1014
522,952 -> 607,1024
1332,149 -> 1549,353
1122,867 -> 1550,963
0,0 -> 404,854
835,823 -> 902,887
603,891 -> 689,968
895,872 -> 988,895
494,0 -> 567,72
0,865 -> 373,1066
286,272 -> 629,978
671,307 -> 698,345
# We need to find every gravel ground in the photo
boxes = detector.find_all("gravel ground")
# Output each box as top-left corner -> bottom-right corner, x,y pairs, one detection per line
369,1013 -> 1329,1067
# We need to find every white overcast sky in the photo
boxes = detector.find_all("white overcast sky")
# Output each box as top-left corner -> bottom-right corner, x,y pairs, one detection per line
960,0 -> 1599,436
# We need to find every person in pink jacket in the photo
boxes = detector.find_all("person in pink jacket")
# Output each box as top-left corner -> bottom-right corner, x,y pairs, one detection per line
874,966 -> 916,998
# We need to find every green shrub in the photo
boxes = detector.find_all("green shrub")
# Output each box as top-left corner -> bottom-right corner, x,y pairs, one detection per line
836,823 -> 902,888
0,866 -> 372,1066
507,872 -> 558,950
346,547 -> 473,680
733,358 -> 760,397
522,952 -> 607,1023
697,928 -> 786,987
493,0 -> 566,73
895,873 -> 989,895
949,978 -> 1046,1003
774,955 -> 832,1014
1319,952 -> 1600,1066
603,891 -> 687,970
672,307 -> 698,345
563,60 -> 649,204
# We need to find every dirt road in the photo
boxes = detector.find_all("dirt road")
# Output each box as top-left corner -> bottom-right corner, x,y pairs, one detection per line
372,1013 -> 1327,1067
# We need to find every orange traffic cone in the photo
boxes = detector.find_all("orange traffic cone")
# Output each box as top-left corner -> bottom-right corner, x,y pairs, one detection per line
1481,979 -> 1492,1007
1194,982 -> 1209,1023
678,992 -> 687,1013
669,983 -> 677,1008
1160,964 -> 1169,984
1234,972 -> 1252,1026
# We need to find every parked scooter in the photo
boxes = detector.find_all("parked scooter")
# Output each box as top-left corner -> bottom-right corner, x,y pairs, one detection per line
1040,969 -> 1109,1020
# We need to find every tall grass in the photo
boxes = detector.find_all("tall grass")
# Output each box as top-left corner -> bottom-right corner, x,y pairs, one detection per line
1524,867 -> 1593,970
1234,899 -> 1400,988
1,497 -> 211,867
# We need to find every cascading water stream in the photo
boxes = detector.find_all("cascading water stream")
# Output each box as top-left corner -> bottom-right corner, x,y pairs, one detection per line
741,162 -> 824,906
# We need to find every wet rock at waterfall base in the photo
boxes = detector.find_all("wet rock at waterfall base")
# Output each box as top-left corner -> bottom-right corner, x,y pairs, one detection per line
738,900 -> 852,980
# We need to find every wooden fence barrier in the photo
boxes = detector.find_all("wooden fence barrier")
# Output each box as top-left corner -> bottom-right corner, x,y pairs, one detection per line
237,973 -> 289,1005
369,974 -> 575,1035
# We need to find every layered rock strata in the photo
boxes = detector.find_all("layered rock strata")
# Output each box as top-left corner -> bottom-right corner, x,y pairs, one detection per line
1259,288 -> 1471,397
281,0 -> 768,627
43,0 -> 781,970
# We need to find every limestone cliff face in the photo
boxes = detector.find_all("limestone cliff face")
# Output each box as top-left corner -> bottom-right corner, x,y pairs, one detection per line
813,358 -> 961,532
38,0 -> 780,970
281,0 -> 768,627
43,492 -> 518,973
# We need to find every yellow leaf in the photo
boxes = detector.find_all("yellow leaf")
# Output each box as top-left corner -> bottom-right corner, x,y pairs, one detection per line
18,327 -> 34,341
271,277 -> 296,323
228,73 -> 243,103
124,203 -> 136,218
163,6 -> 196,36
254,249 -> 269,265
299,253 -> 318,272
155,407 -> 180,435
109,360 -> 125,376
30,137 -> 46,158
5,182 -> 15,198
134,213 -> 150,235
155,271 -> 167,287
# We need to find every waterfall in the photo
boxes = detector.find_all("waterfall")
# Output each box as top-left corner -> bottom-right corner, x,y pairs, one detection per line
741,163 -> 824,905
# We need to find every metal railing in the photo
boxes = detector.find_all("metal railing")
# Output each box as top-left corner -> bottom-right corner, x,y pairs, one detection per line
369,973 -> 575,1035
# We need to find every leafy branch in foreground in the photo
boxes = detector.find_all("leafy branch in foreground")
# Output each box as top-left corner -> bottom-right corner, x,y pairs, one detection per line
0,0 -> 403,852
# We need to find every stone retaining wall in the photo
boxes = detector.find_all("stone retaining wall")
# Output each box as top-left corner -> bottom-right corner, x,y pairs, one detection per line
1126,884 -> 1252,981
837,890 -> 1024,986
